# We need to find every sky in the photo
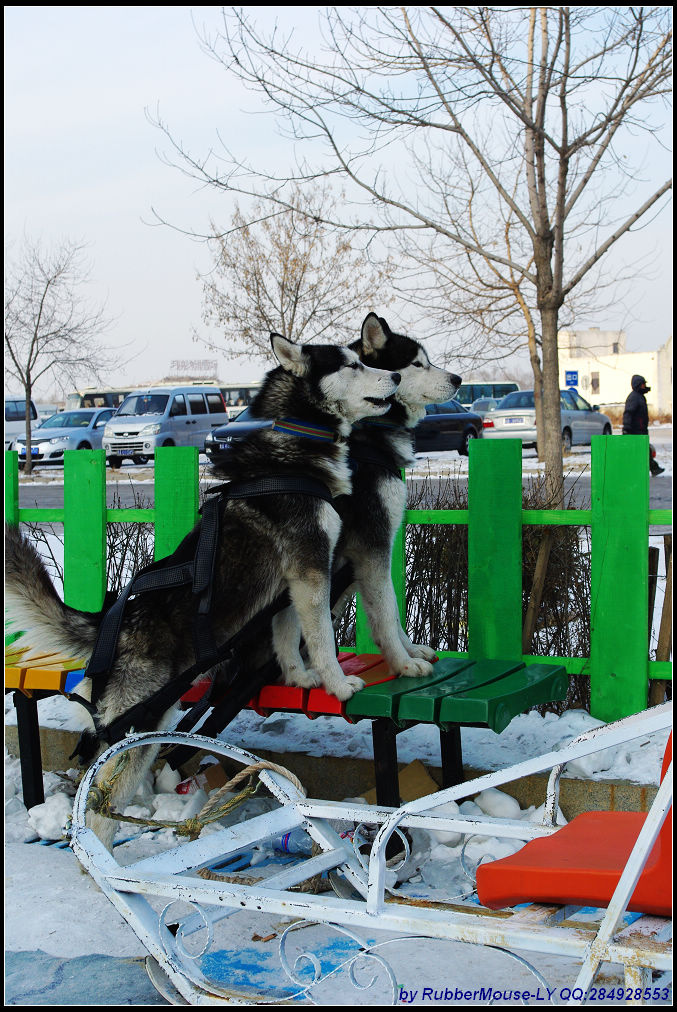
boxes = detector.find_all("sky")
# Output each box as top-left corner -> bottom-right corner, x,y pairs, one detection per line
4,6 -> 673,400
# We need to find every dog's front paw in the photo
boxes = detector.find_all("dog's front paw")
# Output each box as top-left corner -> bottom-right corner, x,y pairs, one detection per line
283,666 -> 322,689
396,657 -> 435,679
406,642 -> 438,663
329,675 -> 365,701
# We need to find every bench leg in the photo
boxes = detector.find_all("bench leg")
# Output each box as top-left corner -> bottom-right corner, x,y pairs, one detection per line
14,691 -> 45,809
440,725 -> 464,788
371,718 -> 401,808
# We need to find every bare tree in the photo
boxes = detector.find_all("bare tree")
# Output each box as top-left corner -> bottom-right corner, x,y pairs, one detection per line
152,6 -> 671,498
5,236 -> 114,473
197,183 -> 394,360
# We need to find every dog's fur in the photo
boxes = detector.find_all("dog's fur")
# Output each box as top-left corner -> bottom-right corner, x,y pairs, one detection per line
273,313 -> 461,686
5,334 -> 400,848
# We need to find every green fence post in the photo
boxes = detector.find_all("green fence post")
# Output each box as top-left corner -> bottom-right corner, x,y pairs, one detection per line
63,450 -> 107,612
468,439 -> 523,660
5,451 -> 19,527
154,446 -> 199,561
590,434 -> 649,720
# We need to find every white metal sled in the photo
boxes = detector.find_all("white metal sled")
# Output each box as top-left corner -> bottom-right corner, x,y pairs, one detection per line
70,704 -> 672,1005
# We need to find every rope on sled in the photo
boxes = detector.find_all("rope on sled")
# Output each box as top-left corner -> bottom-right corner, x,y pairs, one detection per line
196,843 -> 333,895
86,756 -> 307,841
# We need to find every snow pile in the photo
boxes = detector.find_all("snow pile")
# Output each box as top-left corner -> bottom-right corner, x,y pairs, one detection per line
391,785 -> 568,901
6,695 -> 669,787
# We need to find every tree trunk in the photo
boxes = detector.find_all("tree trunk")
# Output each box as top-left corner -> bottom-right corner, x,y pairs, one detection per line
24,385 -> 34,476
539,306 -> 564,505
531,350 -> 545,461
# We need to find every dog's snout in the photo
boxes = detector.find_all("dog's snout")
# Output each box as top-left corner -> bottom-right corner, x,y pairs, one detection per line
391,372 -> 401,385
451,373 -> 462,388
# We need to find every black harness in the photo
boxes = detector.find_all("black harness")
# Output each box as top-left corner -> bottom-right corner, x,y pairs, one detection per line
70,473 -> 336,761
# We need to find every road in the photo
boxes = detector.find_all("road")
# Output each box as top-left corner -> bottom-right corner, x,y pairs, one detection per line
16,430 -> 673,515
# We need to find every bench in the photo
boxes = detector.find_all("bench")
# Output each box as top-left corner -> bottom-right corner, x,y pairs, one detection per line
5,641 -> 567,809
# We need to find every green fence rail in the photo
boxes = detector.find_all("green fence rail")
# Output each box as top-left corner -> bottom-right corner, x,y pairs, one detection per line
5,438 -> 672,721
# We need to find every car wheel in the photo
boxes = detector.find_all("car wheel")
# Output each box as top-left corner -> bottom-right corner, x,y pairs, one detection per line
107,455 -> 122,469
460,428 -> 478,456
77,442 -> 92,450
132,454 -> 149,465
562,428 -> 572,453
162,440 -> 175,447
603,424 -> 612,436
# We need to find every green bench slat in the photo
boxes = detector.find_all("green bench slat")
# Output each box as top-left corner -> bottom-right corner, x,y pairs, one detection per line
396,659 -> 526,723
344,657 -> 472,719
439,662 -> 568,733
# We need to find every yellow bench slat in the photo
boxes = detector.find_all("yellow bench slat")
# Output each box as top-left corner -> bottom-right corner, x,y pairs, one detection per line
5,648 -> 87,694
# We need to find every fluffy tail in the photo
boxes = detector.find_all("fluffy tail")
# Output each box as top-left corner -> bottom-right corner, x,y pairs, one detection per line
5,524 -> 99,661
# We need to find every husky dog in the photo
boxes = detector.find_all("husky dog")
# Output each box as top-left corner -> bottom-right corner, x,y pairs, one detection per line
343,313 -> 461,676
274,314 -> 461,687
5,334 -> 401,848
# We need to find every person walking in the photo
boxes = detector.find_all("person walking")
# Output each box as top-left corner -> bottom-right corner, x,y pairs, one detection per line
622,374 -> 665,476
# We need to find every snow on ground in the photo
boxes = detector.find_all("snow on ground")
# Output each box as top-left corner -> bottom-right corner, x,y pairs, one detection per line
407,424 -> 673,480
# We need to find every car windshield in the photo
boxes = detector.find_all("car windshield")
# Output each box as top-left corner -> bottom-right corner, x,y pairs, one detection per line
117,394 -> 169,416
40,411 -> 95,428
497,391 -> 535,409
232,407 -> 253,421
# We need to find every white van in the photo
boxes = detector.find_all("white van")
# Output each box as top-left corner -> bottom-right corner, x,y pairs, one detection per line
102,386 -> 230,466
5,397 -> 39,450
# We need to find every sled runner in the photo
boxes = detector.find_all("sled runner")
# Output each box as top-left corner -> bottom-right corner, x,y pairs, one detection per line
70,703 -> 672,1005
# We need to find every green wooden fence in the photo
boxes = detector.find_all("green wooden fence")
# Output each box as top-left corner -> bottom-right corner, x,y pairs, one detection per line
5,437 -> 671,721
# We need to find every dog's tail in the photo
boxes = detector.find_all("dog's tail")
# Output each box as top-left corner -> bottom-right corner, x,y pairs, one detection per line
5,524 -> 99,662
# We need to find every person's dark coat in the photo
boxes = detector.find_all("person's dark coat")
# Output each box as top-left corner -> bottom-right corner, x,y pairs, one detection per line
622,375 -> 650,435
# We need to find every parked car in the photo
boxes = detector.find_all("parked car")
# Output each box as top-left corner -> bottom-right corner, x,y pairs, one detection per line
102,386 -> 229,466
5,396 -> 39,450
481,389 -> 613,450
414,399 -> 484,455
471,397 -> 499,418
11,407 -> 116,466
456,381 -> 519,406
205,399 -> 484,464
204,406 -> 272,467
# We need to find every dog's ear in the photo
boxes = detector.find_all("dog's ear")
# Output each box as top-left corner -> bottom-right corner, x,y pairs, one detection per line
361,313 -> 389,356
270,333 -> 308,377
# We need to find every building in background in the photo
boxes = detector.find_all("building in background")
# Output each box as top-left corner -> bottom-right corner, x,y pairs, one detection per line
558,328 -> 672,416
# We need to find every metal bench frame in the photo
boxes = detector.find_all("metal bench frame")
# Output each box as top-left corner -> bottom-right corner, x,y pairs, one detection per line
70,703 -> 672,1005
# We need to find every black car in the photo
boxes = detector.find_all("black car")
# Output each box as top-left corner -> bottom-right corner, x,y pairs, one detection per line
414,399 -> 484,454
204,406 -> 272,466
206,400 -> 483,464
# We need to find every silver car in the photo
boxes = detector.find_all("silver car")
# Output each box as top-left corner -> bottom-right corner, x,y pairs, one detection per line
102,386 -> 230,466
482,389 -> 613,450
471,397 -> 499,418
12,407 -> 116,466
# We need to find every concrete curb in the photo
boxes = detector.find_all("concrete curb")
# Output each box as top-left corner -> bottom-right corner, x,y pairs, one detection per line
5,724 -> 658,820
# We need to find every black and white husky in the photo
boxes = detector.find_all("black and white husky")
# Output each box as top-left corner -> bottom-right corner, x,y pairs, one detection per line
344,313 -> 461,675
5,334 -> 400,847
273,313 -> 461,688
